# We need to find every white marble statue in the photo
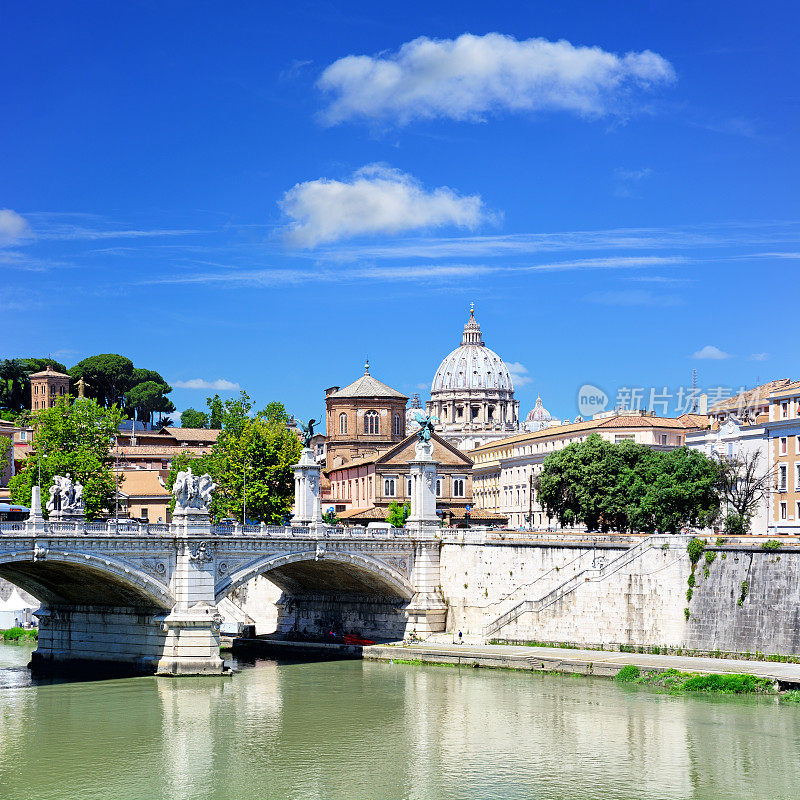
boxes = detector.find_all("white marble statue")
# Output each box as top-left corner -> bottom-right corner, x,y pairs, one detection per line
173,467 -> 217,515
46,474 -> 86,515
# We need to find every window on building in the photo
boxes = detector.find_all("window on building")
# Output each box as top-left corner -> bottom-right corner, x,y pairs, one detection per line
456,406 -> 463,419
782,402 -> 789,419
384,477 -> 396,497
436,478 -> 442,497
471,406 -> 479,421
406,477 -> 412,496
393,414 -> 401,435
779,465 -> 788,490
19,430 -> 27,441
339,413 -> 347,434
780,502 -> 787,520
453,478 -> 465,497
364,410 -> 379,435
660,434 -> 668,445
487,406 -> 494,422
780,437 -> 788,455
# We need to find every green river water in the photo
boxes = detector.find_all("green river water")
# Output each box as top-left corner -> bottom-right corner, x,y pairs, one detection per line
1,643 -> 799,800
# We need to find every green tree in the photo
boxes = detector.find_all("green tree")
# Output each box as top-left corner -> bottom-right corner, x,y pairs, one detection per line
387,501 -> 410,528
166,393 -> 301,523
70,354 -> 134,407
124,380 -> 176,426
0,358 -> 69,412
535,435 -> 720,534
9,397 -> 123,519
262,401 -> 290,424
207,394 -> 223,429
180,408 -> 209,429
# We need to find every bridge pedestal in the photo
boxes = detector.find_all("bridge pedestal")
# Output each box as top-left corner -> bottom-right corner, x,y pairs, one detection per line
404,536 -> 447,635
291,448 -> 322,527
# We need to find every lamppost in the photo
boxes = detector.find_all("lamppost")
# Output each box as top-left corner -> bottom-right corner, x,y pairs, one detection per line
110,435 -> 121,529
243,457 -> 247,524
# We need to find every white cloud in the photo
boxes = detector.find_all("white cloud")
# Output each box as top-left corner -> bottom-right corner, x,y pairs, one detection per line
280,164 -> 488,247
172,378 -> 241,391
318,33 -> 675,125
691,345 -> 732,360
506,361 -> 532,387
749,352 -> 770,361
0,209 -> 31,244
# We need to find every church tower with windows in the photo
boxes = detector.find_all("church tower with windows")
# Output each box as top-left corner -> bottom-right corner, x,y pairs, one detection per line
30,365 -> 71,410
324,361 -> 408,468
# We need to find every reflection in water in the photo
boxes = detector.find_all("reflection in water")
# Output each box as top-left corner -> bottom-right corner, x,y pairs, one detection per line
1,643 -> 799,800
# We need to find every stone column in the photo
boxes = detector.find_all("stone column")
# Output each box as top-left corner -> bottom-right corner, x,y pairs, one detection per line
405,537 -> 447,635
25,485 -> 47,536
404,440 -> 446,635
158,510 -> 225,676
291,448 -> 322,527
406,440 -> 438,530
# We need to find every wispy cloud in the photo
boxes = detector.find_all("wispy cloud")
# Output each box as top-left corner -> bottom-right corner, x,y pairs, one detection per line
146,255 -> 686,288
280,164 -> 490,247
310,221 -> 800,263
172,378 -> 241,391
0,209 -> 32,245
318,33 -> 675,126
507,361 -> 533,387
691,345 -> 732,360
749,352 -> 770,362
613,167 -> 654,197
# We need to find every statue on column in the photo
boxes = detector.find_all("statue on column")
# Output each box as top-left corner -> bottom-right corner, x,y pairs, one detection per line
173,467 -> 217,515
299,418 -> 316,449
413,413 -> 438,444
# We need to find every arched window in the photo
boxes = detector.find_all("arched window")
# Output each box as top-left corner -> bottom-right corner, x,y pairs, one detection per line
339,413 -> 347,434
393,414 -> 401,435
364,410 -> 379,435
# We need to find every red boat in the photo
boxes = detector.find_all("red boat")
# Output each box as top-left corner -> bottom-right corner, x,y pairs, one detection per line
343,634 -> 375,646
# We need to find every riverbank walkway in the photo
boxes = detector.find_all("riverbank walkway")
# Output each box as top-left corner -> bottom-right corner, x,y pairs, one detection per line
364,641 -> 800,686
238,638 -> 800,687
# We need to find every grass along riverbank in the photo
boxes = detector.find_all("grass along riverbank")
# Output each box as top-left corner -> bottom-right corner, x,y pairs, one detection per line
615,665 -> 777,695
1,627 -> 37,643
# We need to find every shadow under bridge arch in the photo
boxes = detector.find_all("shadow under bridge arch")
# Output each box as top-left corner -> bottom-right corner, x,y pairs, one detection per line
0,550 -> 174,611
216,550 -> 415,603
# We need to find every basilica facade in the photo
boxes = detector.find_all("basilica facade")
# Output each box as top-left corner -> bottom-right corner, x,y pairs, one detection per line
426,307 -> 520,451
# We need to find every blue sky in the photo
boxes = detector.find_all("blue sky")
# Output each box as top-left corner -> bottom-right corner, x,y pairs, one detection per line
2,1 -> 798,426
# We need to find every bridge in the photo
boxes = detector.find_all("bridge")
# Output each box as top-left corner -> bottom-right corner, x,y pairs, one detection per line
0,516 -> 446,675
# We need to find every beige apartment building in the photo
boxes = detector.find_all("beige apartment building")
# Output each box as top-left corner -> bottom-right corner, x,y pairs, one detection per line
470,411 -> 709,529
766,381 -> 800,534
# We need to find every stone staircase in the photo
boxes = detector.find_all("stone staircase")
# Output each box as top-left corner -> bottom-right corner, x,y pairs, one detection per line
482,535 -> 683,639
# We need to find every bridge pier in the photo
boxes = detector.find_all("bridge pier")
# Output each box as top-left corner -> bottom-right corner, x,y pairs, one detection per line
157,513 -> 225,676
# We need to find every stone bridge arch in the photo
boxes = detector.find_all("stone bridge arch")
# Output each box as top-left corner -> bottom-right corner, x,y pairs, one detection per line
0,548 -> 174,611
215,550 -> 415,603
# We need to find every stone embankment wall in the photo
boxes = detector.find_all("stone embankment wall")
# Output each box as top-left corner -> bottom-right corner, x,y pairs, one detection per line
440,539 -> 800,657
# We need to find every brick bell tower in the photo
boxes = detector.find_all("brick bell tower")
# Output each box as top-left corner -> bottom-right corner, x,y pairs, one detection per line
30,365 -> 71,410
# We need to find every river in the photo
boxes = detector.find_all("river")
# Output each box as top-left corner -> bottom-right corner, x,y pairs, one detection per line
1,643 -> 799,800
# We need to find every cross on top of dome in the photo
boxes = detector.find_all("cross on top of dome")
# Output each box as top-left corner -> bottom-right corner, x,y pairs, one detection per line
462,304 -> 483,346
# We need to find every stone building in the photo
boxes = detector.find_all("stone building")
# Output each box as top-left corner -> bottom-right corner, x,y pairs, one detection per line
325,430 -> 504,527
30,364 -> 70,410
766,381 -> 800,535
471,411 -> 709,529
427,306 -> 519,451
324,362 -> 408,469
